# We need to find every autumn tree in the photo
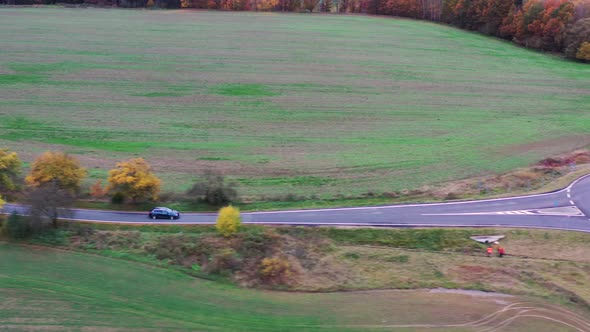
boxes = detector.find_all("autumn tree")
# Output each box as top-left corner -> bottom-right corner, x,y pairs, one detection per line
577,41 -> 590,60
0,194 -> 5,210
107,158 -> 161,203
564,18 -> 590,58
0,148 -> 22,195
303,0 -> 319,11
89,179 -> 107,198
278,0 -> 299,11
25,152 -> 87,193
257,0 -> 279,10
321,0 -> 333,11
216,205 -> 241,237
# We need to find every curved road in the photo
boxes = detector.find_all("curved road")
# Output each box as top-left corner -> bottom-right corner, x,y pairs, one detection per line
3,174 -> 590,232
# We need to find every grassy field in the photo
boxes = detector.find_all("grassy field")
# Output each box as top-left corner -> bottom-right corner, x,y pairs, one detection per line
3,242 -> 590,331
1,8 -> 589,198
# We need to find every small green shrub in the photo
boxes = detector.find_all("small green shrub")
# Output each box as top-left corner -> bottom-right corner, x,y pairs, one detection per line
385,255 -> 409,263
5,211 -> 29,239
344,252 -> 360,259
32,229 -> 69,246
111,192 -> 125,204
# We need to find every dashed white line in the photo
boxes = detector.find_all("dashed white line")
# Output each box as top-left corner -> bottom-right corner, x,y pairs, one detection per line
570,200 -> 575,205
567,193 -> 571,198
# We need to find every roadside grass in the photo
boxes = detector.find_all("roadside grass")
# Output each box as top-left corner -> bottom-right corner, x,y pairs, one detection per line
17,223 -> 590,314
1,8 -> 589,198
2,242 -> 590,331
71,161 -> 590,213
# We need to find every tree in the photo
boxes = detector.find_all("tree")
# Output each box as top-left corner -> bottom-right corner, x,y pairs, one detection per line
577,41 -> 590,60
89,179 -> 107,198
0,194 -> 4,210
187,172 -> 238,206
564,18 -> 590,58
321,0 -> 333,11
257,0 -> 279,10
0,148 -> 22,195
216,205 -> 241,237
107,158 -> 161,203
27,180 -> 76,229
25,151 -> 87,193
303,0 -> 319,11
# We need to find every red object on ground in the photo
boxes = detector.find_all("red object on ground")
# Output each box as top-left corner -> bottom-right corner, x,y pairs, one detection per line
487,247 -> 493,256
498,247 -> 505,257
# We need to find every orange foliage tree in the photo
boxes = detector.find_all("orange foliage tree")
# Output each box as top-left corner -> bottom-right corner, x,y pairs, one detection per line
89,179 -> 107,198
107,158 -> 161,203
25,152 -> 87,192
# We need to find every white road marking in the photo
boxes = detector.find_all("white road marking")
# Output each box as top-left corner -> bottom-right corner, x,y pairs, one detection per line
423,206 -> 585,217
567,193 -> 571,198
570,200 -> 575,205
247,174 -> 590,215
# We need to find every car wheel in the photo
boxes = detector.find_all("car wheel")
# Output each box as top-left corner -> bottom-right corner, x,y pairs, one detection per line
152,215 -> 156,220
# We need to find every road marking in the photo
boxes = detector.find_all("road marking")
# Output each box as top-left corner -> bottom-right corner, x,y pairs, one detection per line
570,200 -> 575,205
423,206 -> 585,217
567,193 -> 571,198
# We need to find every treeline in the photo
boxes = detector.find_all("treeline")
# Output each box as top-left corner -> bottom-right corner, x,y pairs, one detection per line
2,0 -> 589,60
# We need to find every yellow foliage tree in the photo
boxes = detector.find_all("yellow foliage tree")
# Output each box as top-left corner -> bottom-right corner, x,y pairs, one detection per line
0,194 -> 5,210
25,151 -> 87,192
216,205 -> 241,237
0,148 -> 22,192
576,42 -> 590,61
107,158 -> 161,203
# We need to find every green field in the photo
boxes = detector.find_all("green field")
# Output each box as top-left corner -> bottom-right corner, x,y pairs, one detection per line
1,8 -> 589,198
3,242 -> 590,331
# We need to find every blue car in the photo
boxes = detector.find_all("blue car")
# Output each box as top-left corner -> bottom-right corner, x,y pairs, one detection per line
148,207 -> 180,220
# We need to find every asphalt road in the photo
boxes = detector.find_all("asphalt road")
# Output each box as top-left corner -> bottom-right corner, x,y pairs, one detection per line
3,174 -> 590,232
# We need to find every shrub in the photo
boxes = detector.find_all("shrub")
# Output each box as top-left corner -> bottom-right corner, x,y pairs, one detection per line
187,173 -> 238,206
216,205 -> 241,237
5,211 -> 28,239
206,248 -> 242,275
111,192 -> 125,204
237,227 -> 280,257
259,256 -> 293,285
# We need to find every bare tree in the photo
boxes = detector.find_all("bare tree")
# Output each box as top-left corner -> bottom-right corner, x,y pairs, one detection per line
27,180 -> 76,229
